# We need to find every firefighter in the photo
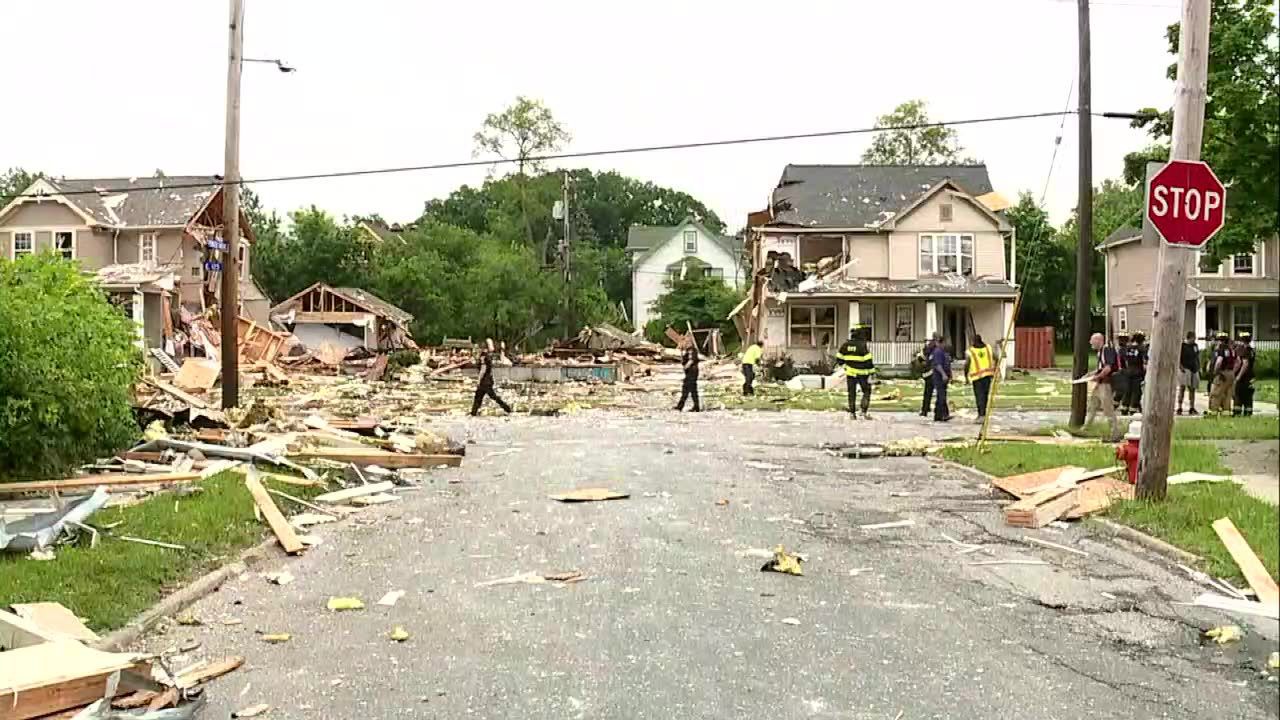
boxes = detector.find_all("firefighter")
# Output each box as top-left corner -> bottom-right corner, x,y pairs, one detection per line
836,323 -> 875,419
1207,331 -> 1236,415
1233,332 -> 1255,417
965,334 -> 996,421
470,347 -> 513,416
674,334 -> 701,412
1120,332 -> 1147,415
913,334 -> 940,417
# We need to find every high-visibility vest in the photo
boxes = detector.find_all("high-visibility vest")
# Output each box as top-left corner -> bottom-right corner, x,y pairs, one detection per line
837,342 -> 875,376
967,345 -> 994,380
741,344 -> 763,366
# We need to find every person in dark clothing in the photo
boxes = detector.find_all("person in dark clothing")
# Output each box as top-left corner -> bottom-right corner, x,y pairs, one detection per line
470,350 -> 512,416
1208,331 -> 1236,415
1120,332 -> 1147,415
914,334 -> 939,417
836,324 -> 875,419
674,336 -> 701,411
1177,331 -> 1200,415
930,336 -> 953,422
1111,332 -> 1131,407
1233,332 -> 1255,416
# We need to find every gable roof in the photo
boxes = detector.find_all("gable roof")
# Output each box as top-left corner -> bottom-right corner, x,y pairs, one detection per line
271,282 -> 414,327
626,217 -> 740,268
357,220 -> 410,243
767,164 -> 995,228
43,176 -> 222,227
1097,225 -> 1142,251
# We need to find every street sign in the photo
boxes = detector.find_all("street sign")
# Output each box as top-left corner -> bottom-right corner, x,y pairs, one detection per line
1146,160 -> 1226,248
203,260 -> 223,272
207,238 -> 228,251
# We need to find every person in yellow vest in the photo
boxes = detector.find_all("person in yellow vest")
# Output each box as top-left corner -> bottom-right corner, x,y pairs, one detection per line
835,324 -> 875,419
965,334 -> 996,421
740,341 -> 763,396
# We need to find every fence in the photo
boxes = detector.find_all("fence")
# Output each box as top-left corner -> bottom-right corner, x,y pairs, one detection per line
867,341 -> 919,367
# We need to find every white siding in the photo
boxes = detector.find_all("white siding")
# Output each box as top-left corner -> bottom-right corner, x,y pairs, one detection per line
632,224 -> 743,329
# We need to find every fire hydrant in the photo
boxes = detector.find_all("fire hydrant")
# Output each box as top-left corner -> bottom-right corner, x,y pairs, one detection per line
1115,418 -> 1142,485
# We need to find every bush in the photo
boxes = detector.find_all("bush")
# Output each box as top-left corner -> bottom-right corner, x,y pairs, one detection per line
1199,347 -> 1279,379
386,349 -> 421,374
0,255 -> 141,479
642,274 -> 743,346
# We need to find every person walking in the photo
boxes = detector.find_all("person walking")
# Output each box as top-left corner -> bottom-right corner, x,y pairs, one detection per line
930,335 -> 953,422
470,347 -> 513,416
1111,332 -> 1131,408
674,335 -> 701,412
1083,332 -> 1122,441
965,334 -> 996,422
1207,331 -> 1236,415
1177,331 -> 1200,415
836,324 -> 875,419
914,334 -> 939,418
1233,332 -> 1255,417
1120,332 -> 1147,415
740,340 -> 763,396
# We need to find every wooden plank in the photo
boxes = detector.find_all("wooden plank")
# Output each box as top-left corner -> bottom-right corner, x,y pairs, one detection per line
1211,517 -> 1280,608
1005,483 -> 1077,513
992,466 -> 1082,499
313,481 -> 396,505
0,642 -> 145,720
142,378 -> 210,409
288,449 -> 461,469
293,311 -> 374,324
1191,592 -> 1280,620
243,469 -> 305,555
175,656 -> 244,689
8,603 -> 98,643
0,472 -> 200,496
173,359 -> 220,391
1064,476 -> 1134,519
1005,489 -> 1080,529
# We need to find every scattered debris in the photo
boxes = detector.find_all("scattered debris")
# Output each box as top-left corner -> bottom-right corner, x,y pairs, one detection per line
548,488 -> 630,503
0,487 -> 110,552
745,461 -> 784,471
175,656 -> 245,689
860,519 -> 914,530
260,633 -> 291,644
244,467 -> 305,555
1189,593 -> 1279,620
376,590 -> 405,607
1022,536 -> 1090,557
882,437 -> 937,457
118,536 -> 187,551
314,482 -> 396,505
326,597 -> 365,612
847,568 -> 873,576
350,493 -> 399,507
476,570 -> 585,587
8,601 -> 99,643
1205,625 -> 1242,644
1211,517 -> 1280,608
967,559 -> 1050,567
232,703 -> 272,718
779,617 -> 801,626
173,359 -> 221,392
760,546 -> 804,576
389,627 -> 411,642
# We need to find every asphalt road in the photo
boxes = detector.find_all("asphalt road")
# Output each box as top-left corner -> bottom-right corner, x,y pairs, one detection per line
137,409 -> 1279,719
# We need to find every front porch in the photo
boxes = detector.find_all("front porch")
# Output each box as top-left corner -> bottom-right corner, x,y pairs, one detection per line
1194,295 -> 1280,347
762,295 -> 1016,369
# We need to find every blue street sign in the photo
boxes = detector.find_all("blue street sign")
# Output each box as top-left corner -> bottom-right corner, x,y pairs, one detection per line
207,238 -> 228,251
204,260 -> 223,272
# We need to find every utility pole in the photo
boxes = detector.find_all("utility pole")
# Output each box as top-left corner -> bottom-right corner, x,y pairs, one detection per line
561,171 -> 570,284
220,0 -> 244,409
1138,0 -> 1212,500
1069,0 -> 1093,428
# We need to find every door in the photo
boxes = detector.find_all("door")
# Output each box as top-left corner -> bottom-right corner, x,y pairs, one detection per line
943,306 -> 969,355
1204,303 -> 1221,338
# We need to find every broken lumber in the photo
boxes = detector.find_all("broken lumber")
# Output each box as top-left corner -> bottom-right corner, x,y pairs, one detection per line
244,468 -> 305,554
992,466 -> 1083,499
7,603 -> 98,643
1063,475 -> 1133,519
287,448 -> 462,469
173,359 -> 220,391
1022,536 -> 1090,557
1190,592 -> 1280,620
548,488 -> 629,502
0,472 -> 200,496
1211,517 -> 1280,608
142,378 -> 210,409
1003,484 -> 1080,528
313,481 -> 396,505
175,656 -> 244,689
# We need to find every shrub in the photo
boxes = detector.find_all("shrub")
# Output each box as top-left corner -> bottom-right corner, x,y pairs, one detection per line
386,349 -> 421,374
642,274 -> 743,346
0,255 -> 141,479
766,352 -> 797,382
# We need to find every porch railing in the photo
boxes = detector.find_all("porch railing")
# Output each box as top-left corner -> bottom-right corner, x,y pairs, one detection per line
868,341 -> 922,367
1254,339 -> 1280,353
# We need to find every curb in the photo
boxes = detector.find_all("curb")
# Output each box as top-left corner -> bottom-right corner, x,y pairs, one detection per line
93,537 -> 278,652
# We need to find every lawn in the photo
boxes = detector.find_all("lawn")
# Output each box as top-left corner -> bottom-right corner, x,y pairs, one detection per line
1256,379 -> 1279,406
939,440 -> 1230,478
0,471 -> 324,632
1042,415 -> 1279,440
712,373 -> 1076,412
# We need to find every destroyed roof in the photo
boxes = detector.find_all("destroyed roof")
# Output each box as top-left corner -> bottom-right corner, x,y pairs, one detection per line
93,263 -> 181,290
767,164 -> 994,228
332,287 -> 414,324
46,176 -> 221,227
357,219 -> 411,243
1097,225 -> 1142,250
798,274 -> 1018,297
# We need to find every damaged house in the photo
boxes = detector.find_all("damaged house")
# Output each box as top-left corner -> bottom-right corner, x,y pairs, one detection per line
270,282 -> 415,361
0,175 -> 269,359
741,164 -> 1017,368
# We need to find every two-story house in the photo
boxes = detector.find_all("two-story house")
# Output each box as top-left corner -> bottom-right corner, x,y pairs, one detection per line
627,217 -> 745,330
745,164 -> 1016,368
0,176 -> 268,350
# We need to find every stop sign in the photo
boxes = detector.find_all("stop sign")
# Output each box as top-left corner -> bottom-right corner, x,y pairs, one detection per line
1146,160 -> 1226,248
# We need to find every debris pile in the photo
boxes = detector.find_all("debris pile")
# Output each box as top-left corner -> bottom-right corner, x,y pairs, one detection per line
992,466 -> 1130,528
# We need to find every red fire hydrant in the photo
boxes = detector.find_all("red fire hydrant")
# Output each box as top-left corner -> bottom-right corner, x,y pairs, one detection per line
1115,419 -> 1141,485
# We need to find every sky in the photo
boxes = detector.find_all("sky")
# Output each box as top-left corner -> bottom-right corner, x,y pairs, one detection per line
1,0 -> 1185,230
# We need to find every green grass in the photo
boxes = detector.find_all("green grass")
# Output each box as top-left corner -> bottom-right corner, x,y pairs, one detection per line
939,440 -> 1230,478
1106,482 -> 1279,583
0,471 -> 324,632
1042,415 -> 1279,440
1256,379 -> 1279,405
712,374 -> 1076,412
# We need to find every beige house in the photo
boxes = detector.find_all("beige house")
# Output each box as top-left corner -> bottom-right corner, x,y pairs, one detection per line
744,164 -> 1016,368
0,176 -> 269,339
1099,225 -> 1279,349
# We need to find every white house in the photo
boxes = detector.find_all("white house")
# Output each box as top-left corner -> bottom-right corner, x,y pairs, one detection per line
627,217 -> 745,330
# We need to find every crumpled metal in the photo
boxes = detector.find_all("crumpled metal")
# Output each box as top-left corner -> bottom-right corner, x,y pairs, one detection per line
0,486 -> 109,552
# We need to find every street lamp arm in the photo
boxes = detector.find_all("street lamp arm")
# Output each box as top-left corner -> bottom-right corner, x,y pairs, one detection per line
243,57 -> 296,73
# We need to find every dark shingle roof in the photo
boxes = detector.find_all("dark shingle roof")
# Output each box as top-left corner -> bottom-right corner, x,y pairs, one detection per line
49,176 -> 220,227
768,164 -> 994,228
625,225 -> 675,252
1098,225 -> 1142,250
332,286 -> 414,325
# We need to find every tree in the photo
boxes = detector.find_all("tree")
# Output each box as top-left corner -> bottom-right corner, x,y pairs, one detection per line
1006,193 -> 1072,328
1126,0 -> 1279,257
861,100 -> 972,165
249,208 -> 373,303
643,274 -> 744,346
473,96 -> 571,176
1058,179 -> 1143,317
0,168 -> 43,200
0,255 -> 141,479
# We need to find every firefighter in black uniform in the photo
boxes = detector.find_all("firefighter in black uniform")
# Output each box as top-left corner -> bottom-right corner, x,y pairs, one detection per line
470,348 -> 513,416
1120,332 -> 1148,415
836,323 -> 875,419
1233,332 -> 1256,416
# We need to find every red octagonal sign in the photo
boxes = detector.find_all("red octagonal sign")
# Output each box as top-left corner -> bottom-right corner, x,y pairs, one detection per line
1146,160 -> 1226,248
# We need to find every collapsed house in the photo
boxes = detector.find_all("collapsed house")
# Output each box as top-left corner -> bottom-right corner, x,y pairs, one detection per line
269,282 -> 416,361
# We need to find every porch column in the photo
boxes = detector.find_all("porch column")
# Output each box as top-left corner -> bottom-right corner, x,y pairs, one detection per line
848,301 -> 860,337
1000,300 -> 1015,379
925,300 -> 938,339
1194,297 -> 1207,340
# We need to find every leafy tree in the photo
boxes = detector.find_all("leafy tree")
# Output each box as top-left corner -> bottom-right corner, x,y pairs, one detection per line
643,274 -> 744,346
0,168 -> 43,200
1126,0 -> 1279,256
473,96 -> 571,176
861,100 -> 973,165
1057,179 -> 1142,317
249,207 -> 373,303
1007,193 -> 1072,328
0,255 -> 141,479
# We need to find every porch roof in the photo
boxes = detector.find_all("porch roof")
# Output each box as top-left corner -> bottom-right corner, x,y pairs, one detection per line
1191,276 -> 1279,297
780,274 -> 1017,299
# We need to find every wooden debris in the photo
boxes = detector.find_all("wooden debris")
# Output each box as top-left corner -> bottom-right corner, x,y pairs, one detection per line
1211,517 -> 1280,608
1022,536 -> 1091,557
859,519 -> 914,530
992,466 -> 1083,499
174,359 -> 221,391
233,703 -> 272,718
1003,484 -> 1080,528
175,656 -> 245,689
967,559 -> 1051,566
142,378 -> 211,409
0,472 -> 200,496
288,448 -> 462,469
7,603 -> 99,643
1190,592 -> 1280,620
147,687 -> 179,712
548,488 -> 630,503
376,590 -> 405,607
244,468 -> 305,555
1062,476 -> 1133,519
112,690 -> 160,709
266,489 -> 337,516
350,493 -> 399,507
117,536 -> 187,550
313,482 -> 396,505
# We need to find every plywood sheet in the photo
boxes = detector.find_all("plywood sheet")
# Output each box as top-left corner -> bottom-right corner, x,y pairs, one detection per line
993,466 -> 1083,499
173,359 -> 220,391
8,603 -> 98,643
1212,517 -> 1280,608
1064,476 -> 1134,519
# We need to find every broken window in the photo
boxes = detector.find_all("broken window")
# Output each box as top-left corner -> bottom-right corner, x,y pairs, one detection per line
12,231 -> 33,258
53,231 -> 74,260
789,305 -> 836,347
140,232 -> 157,265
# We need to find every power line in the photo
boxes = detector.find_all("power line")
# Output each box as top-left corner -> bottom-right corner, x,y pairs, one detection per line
1,109 -> 1141,203
1041,79 -> 1076,206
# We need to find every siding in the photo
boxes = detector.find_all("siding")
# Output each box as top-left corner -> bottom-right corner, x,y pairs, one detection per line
1115,302 -> 1154,335
887,232 -> 916,280
886,191 -> 1005,281
845,234 -> 888,278
0,201 -> 86,227
75,228 -> 116,269
632,223 -> 743,329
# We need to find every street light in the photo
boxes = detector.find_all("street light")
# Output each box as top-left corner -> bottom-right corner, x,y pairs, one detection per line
244,57 -> 296,73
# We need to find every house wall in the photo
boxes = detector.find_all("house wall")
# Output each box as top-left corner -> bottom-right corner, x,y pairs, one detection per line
632,223 -> 743,329
846,235 -> 889,278
888,191 -> 1006,280
293,323 -> 365,353
143,293 -> 165,349
0,201 -> 91,261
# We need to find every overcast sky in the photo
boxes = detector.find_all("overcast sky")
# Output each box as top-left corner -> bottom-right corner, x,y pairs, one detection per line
2,0 -> 1185,229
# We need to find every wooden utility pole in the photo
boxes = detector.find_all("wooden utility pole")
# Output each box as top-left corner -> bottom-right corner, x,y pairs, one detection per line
1069,0 -> 1093,428
220,0 -> 244,409
1137,0 -> 1212,500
